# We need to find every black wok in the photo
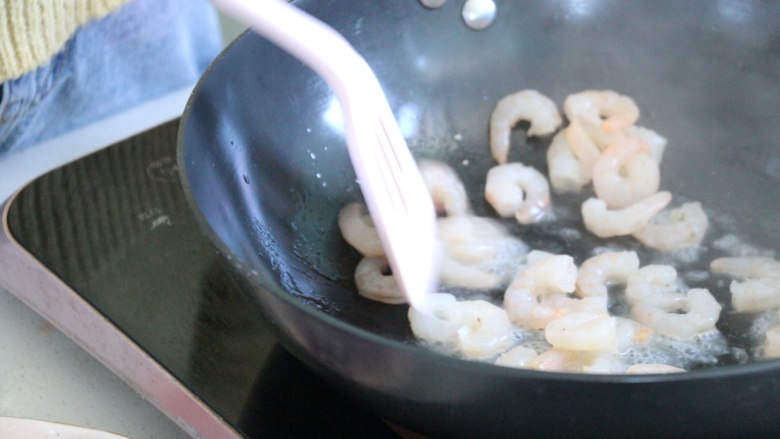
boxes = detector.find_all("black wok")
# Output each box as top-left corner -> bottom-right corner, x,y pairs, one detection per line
178,1 -> 780,437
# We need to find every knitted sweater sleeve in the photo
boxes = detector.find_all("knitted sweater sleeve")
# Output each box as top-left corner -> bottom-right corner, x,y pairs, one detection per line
0,0 -> 130,82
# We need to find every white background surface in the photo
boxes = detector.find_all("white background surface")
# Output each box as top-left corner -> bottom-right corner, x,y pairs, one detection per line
0,14 -> 244,439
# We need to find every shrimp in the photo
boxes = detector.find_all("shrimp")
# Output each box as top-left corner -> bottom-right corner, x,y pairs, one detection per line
576,251 -> 640,300
485,163 -> 552,224
581,191 -> 672,238
581,352 -> 625,374
624,125 -> 667,164
503,254 -> 578,329
710,256 -> 780,279
631,288 -> 721,340
615,317 -> 654,351
409,293 -> 513,359
438,252 -> 504,289
564,117 -> 601,172
576,118 -> 621,151
420,0 -> 446,9
526,249 -> 555,263
437,216 -> 527,289
729,279 -> 780,313
455,300 -> 514,359
625,265 -> 689,310
408,292 -> 462,344
546,131 -> 590,193
354,257 -> 405,304
418,159 -> 472,216
531,349 -> 624,374
765,313 -> 780,359
490,89 -> 563,164
523,250 -> 602,320
338,203 -> 384,256
438,216 -> 516,264
592,137 -> 660,209
580,123 -> 667,164
626,364 -> 686,374
710,257 -> 780,312
544,312 -> 618,352
633,202 -> 709,251
563,90 -> 640,132
541,293 -> 608,316
531,348 -> 583,372
494,346 -> 538,369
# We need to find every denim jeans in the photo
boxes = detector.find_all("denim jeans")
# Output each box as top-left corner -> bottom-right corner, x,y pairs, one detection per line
0,0 -> 222,156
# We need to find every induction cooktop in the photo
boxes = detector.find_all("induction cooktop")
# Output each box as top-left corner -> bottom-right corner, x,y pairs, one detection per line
0,118 -> 407,438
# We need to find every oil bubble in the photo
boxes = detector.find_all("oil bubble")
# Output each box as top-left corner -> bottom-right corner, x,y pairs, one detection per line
462,0 -> 496,31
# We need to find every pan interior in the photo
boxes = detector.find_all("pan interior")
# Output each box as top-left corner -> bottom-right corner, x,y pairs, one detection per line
180,0 -> 779,367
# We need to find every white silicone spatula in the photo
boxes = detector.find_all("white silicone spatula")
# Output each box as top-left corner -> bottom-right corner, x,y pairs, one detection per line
211,0 -> 438,310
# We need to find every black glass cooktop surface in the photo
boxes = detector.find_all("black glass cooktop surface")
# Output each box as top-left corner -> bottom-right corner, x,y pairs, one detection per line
5,119 -> 400,438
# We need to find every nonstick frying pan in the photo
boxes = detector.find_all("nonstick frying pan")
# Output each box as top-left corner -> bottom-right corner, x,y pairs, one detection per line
178,1 -> 780,437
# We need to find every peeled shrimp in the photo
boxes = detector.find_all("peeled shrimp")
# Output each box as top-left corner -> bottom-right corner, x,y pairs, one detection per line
546,130 -> 590,193
580,123 -> 667,164
581,352 -> 625,374
455,300 -> 514,359
563,90 -> 640,132
526,249 -> 554,264
408,292 -> 462,344
626,364 -> 686,374
710,256 -> 780,279
576,118 -> 622,151
438,216 -> 516,264
527,248 -> 607,321
625,265 -> 688,310
419,0 -> 446,9
581,191 -> 672,238
544,312 -> 618,352
354,257 -> 405,304
541,293 -> 608,316
490,89 -> 563,164
615,317 -> 654,351
564,117 -> 601,173
438,252 -> 504,290
494,346 -> 538,369
710,257 -> 780,312
419,159 -> 472,216
582,352 -> 626,374
409,293 -> 513,359
503,254 -> 578,329
624,125 -> 667,164
531,349 -> 624,374
633,202 -> 709,251
338,203 -> 384,256
716,257 -> 780,313
631,288 -> 721,340
764,316 -> 780,359
485,163 -> 552,224
531,348 -> 583,373
592,137 -> 660,209
576,251 -> 640,300
437,215 -> 527,289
